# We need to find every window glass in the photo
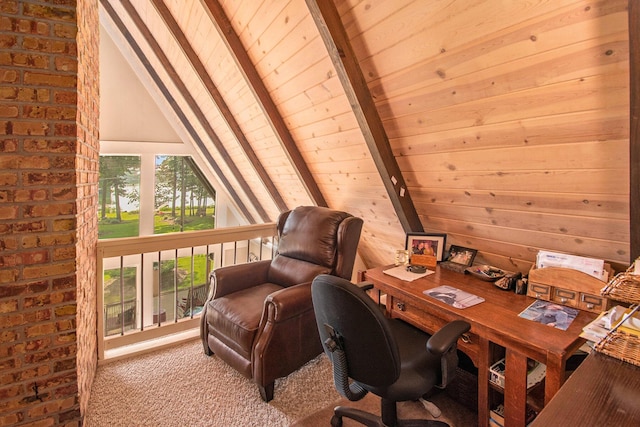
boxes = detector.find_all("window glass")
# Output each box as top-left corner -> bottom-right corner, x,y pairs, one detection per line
98,155 -> 141,239
154,156 -> 216,234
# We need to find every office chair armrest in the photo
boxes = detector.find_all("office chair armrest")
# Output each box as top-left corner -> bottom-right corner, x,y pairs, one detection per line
356,281 -> 374,292
427,320 -> 471,356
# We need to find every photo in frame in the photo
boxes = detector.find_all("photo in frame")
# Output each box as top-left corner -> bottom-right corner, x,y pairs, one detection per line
444,245 -> 477,267
405,233 -> 447,265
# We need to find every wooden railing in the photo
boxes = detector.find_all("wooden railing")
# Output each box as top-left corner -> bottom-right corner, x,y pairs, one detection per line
97,223 -> 277,359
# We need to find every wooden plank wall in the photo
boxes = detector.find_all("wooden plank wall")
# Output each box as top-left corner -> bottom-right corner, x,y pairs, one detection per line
338,0 -> 630,270
114,0 -> 631,271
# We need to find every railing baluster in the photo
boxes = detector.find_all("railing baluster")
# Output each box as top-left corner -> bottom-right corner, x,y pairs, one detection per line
173,248 -> 178,323
98,223 -> 277,359
157,250 -> 162,326
140,253 -> 145,332
119,256 -> 125,335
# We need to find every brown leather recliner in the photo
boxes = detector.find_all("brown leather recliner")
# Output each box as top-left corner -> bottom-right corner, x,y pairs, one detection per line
200,206 -> 363,402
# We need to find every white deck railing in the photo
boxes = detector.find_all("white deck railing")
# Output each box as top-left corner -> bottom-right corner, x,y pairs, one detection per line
96,223 -> 277,360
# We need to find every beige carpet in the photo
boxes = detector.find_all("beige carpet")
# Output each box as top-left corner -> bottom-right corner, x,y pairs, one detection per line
85,338 -> 476,426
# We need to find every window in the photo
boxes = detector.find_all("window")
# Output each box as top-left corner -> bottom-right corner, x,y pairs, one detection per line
98,155 -> 216,239
154,156 -> 216,234
98,155 -> 141,239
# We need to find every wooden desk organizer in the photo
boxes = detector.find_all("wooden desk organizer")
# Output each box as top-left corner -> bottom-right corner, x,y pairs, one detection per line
527,266 -> 611,314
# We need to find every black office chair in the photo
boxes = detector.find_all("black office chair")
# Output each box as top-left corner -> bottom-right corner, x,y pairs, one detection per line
311,274 -> 471,427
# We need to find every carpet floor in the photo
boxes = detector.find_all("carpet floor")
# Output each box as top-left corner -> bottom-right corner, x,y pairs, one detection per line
84,339 -> 477,426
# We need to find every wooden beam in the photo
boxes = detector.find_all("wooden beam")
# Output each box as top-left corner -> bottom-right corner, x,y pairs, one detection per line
305,0 -> 423,233
100,0 -> 257,223
630,0 -> 639,261
116,0 -> 271,222
200,0 -> 328,208
151,0 -> 288,213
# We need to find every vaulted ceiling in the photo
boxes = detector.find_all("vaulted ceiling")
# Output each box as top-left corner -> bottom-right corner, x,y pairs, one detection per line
99,0 -> 635,270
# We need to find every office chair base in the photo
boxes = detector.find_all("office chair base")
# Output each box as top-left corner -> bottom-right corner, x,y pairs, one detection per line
332,406 -> 449,427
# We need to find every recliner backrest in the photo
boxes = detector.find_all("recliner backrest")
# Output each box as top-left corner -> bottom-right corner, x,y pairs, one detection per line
311,274 -> 401,387
268,206 -> 362,286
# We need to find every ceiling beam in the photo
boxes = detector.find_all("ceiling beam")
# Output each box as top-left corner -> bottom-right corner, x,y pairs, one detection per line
100,0 -> 257,223
200,0 -> 328,209
630,0 -> 639,261
116,0 -> 271,222
305,0 -> 423,233
151,0 -> 288,213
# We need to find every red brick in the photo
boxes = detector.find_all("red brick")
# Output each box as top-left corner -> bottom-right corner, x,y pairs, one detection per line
0,172 -> 18,185
53,24 -> 76,39
54,123 -> 76,136
24,337 -> 52,351
45,106 -> 76,121
0,34 -> 17,48
23,4 -> 76,23
0,205 -> 18,219
0,1 -> 18,14
14,189 -> 49,202
53,90 -> 76,105
24,139 -> 74,153
0,139 -> 17,151
51,276 -> 75,290
0,104 -> 19,117
24,203 -> 75,218
12,220 -> 47,233
10,120 -> 49,136
52,247 -> 74,261
0,268 -> 19,284
0,299 -> 18,314
21,233 -> 74,250
52,219 -> 75,231
10,52 -> 49,69
24,72 -> 76,88
0,385 -> 23,399
0,412 -> 22,426
54,56 -> 77,72
25,322 -> 57,338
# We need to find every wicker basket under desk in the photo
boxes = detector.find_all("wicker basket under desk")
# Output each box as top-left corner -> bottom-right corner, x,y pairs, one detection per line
595,260 -> 640,367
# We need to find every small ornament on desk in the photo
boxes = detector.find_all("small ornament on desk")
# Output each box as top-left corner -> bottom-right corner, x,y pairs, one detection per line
394,249 -> 409,266
465,265 -> 505,282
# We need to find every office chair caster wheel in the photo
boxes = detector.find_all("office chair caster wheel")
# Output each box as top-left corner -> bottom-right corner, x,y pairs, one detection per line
330,415 -> 342,427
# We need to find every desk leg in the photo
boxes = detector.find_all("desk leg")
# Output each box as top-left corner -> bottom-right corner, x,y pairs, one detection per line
504,348 -> 527,427
544,353 -> 566,405
477,336 -> 491,427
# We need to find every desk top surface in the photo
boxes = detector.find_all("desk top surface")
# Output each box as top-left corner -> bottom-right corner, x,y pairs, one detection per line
530,352 -> 640,426
363,265 -> 598,357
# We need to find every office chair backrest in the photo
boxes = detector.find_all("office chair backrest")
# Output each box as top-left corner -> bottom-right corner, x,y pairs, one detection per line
311,274 -> 401,387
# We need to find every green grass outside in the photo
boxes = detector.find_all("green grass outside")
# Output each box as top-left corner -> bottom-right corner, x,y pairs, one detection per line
100,208 -> 214,305
99,208 -> 215,238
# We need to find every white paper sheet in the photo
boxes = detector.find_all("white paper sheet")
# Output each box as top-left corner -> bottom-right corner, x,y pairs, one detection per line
383,265 -> 434,282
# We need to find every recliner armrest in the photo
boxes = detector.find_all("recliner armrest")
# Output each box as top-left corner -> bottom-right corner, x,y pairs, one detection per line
426,320 -> 471,356
263,282 -> 313,322
210,260 -> 271,298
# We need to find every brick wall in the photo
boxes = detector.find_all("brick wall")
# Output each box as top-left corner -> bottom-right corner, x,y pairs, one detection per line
0,0 -> 99,425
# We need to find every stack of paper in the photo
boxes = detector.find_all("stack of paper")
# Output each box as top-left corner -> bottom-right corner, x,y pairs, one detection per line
536,250 -> 606,280
580,305 -> 633,343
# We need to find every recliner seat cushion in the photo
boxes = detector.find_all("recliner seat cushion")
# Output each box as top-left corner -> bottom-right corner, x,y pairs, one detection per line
206,283 -> 283,358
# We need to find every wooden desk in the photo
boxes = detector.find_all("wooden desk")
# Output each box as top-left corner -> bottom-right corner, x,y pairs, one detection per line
530,352 -> 640,426
359,266 -> 598,427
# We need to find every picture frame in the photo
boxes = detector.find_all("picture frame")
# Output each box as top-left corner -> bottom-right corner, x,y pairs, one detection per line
405,233 -> 447,262
445,245 -> 478,267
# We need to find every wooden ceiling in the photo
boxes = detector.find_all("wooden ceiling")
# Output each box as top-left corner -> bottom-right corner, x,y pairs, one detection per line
99,0 -> 634,271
